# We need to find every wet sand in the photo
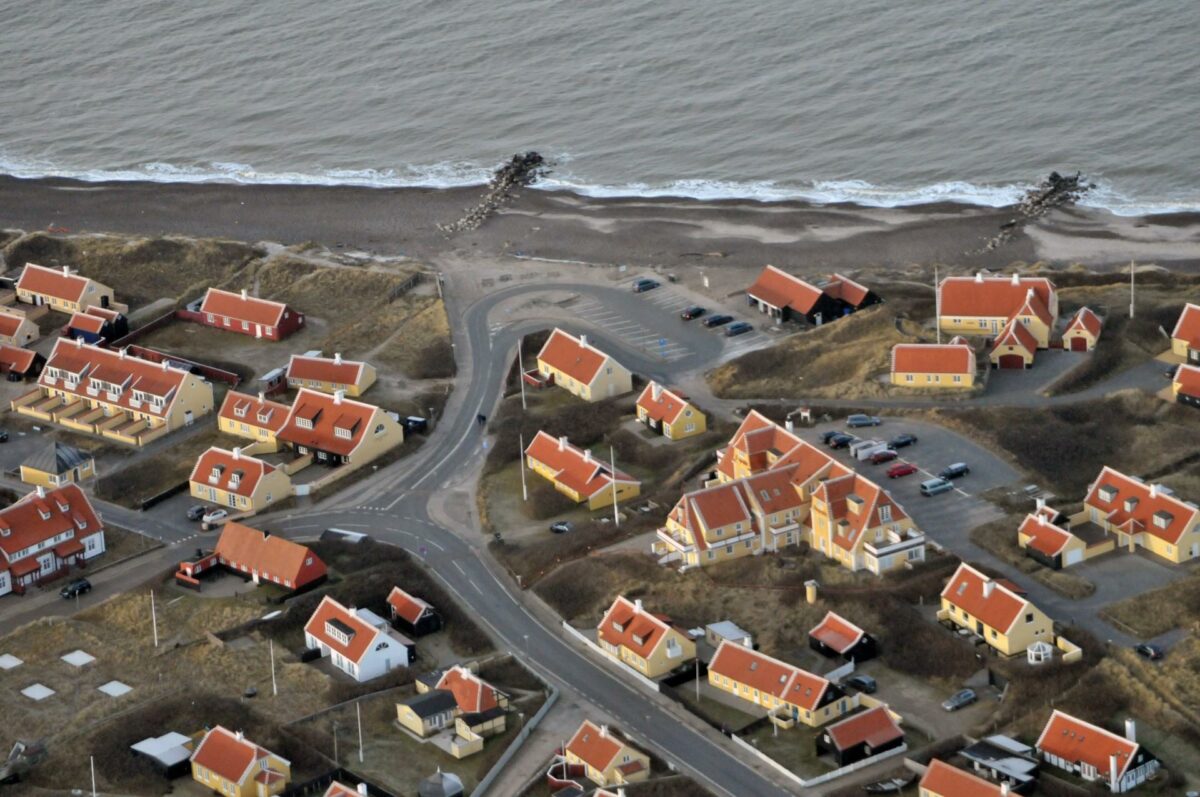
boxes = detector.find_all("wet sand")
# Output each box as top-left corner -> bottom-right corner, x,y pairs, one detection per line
1,175 -> 1198,272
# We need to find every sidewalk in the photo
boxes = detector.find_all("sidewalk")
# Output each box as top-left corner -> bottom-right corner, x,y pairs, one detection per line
480,695 -> 589,797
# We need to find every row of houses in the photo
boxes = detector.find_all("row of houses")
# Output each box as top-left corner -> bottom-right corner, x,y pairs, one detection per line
0,483 -> 105,597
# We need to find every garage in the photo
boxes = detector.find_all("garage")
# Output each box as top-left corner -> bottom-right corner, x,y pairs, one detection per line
998,354 -> 1025,369
1070,337 -> 1088,352
1064,548 -> 1083,566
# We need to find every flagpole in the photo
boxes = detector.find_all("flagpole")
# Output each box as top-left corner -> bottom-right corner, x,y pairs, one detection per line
610,446 -> 620,527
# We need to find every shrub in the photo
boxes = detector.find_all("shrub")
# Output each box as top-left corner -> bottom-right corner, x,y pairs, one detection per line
406,338 -> 456,379
522,479 -> 578,520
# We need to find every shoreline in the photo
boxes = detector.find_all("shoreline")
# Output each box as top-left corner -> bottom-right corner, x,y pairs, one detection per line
2,174 -> 1199,273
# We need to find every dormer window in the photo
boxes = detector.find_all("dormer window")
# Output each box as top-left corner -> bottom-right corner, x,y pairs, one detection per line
229,470 -> 244,489
0,527 -> 9,537
234,404 -> 248,418
612,620 -> 626,633
56,500 -> 70,513
1123,497 -> 1139,512
325,619 -> 354,646
1153,511 -> 1173,529
296,418 -> 313,430
1098,485 -> 1117,503
632,633 -> 645,646
257,410 -> 272,423
335,426 -> 353,440
879,505 -> 892,522
74,516 -> 87,531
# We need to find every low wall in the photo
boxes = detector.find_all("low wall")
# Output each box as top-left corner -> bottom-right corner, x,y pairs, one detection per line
470,687 -> 559,797
124,343 -> 241,387
560,621 -> 662,694
729,733 -> 908,789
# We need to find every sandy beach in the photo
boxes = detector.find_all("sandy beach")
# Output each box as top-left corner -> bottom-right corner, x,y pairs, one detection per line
1,174 -> 1198,273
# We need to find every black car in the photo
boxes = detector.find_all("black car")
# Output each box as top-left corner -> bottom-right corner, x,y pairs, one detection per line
402,416 -> 429,433
889,433 -> 918,448
60,578 -> 91,599
828,433 -> 856,449
0,428 -> 8,443
819,430 -> 842,444
703,314 -> 734,328
632,278 -> 660,293
549,521 -> 574,534
1135,643 -> 1165,661
680,306 -> 707,320
939,462 -> 970,480
725,321 -> 753,337
840,674 -> 877,694
186,505 -> 206,521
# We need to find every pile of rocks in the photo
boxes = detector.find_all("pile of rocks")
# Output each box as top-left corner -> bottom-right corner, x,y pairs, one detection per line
984,171 -> 1094,250
439,152 -> 550,235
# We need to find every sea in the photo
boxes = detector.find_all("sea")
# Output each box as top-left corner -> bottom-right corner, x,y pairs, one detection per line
2,0 -> 1197,216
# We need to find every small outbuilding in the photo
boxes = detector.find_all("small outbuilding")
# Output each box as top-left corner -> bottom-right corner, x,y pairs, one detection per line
990,318 -> 1038,369
387,586 -> 443,636
418,770 -> 464,797
19,441 -> 96,488
808,611 -> 877,662
815,706 -> 905,766
1063,307 -> 1102,351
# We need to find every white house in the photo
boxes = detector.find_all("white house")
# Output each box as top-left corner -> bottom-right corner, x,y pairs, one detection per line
0,484 -> 105,598
303,596 -> 414,682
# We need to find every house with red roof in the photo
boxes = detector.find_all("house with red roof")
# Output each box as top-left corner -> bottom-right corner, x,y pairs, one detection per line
16,263 -> 117,314
1017,502 -> 1114,569
920,759 -> 1008,797
890,342 -> 976,389
65,305 -> 128,346
189,447 -> 292,515
12,339 -> 215,446
1036,712 -> 1159,792
746,266 -> 879,325
596,595 -> 696,678
563,720 -> 650,788
397,665 -> 508,756
989,316 -> 1039,369
0,484 -> 104,598
1172,363 -> 1200,408
524,431 -> 641,510
218,391 -> 291,451
937,272 -> 1058,347
1170,302 -> 1200,365
304,596 -> 414,682
532,329 -> 632,401
810,472 -> 925,573
176,521 -> 326,591
189,726 -> 290,797
196,287 -> 304,340
808,611 -> 877,662
286,352 -> 376,397
815,705 -> 905,766
276,387 -> 403,467
708,640 -> 850,728
0,343 -> 44,380
387,585 -> 442,636
1064,306 -> 1103,351
0,308 -> 39,347
939,563 -> 1053,656
635,382 -> 706,440
1077,465 -> 1200,564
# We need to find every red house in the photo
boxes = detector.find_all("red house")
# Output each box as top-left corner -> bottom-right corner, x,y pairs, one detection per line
197,288 -> 304,341
176,521 -> 326,591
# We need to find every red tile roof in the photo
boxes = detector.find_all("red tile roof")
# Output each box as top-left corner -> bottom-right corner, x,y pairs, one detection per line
40,339 -> 192,417
1036,710 -> 1140,781
0,484 -> 101,564
746,266 -> 824,313
742,467 -> 808,515
278,388 -> 382,456
219,391 -> 290,433
891,343 -> 974,375
190,726 -> 284,786
387,586 -> 435,625
1012,288 -> 1053,326
525,431 -> 638,499
0,311 -> 29,338
566,720 -> 635,772
938,274 -> 1056,320
1172,303 -> 1200,347
84,306 -> 123,322
435,666 -> 503,714
212,521 -> 325,586
287,353 -> 368,387
824,706 -> 903,751
808,612 -> 865,654
941,563 -> 1030,633
66,312 -> 107,335
536,328 -> 611,385
709,641 -> 830,711
920,759 -> 1004,797
200,288 -> 288,328
992,317 -> 1038,353
189,448 -> 277,499
1066,306 -> 1103,338
0,344 -> 38,374
636,382 -> 694,425
824,274 -> 872,307
303,597 -> 385,665
16,263 -> 92,303
597,595 -> 683,660
1019,514 -> 1074,557
688,481 -> 753,531
323,782 -> 360,797
1175,364 -> 1200,398
813,473 -> 909,552
1083,466 -> 1197,545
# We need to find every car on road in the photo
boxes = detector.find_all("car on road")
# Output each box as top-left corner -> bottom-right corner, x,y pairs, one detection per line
202,508 -> 229,525
702,314 -> 734,328
0,429 -> 8,443
725,321 -> 753,337
888,433 -> 918,448
632,278 -> 660,293
942,688 -> 977,712
870,449 -> 898,464
887,462 -> 919,479
60,578 -> 91,599
549,521 -> 574,534
847,414 -> 881,428
680,305 -> 707,320
828,433 -> 856,449
186,505 -> 206,521
920,477 -> 954,496
839,674 -> 877,694
939,462 -> 970,480
1134,643 -> 1165,661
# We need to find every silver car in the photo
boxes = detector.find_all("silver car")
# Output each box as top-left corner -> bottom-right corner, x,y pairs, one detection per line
942,688 -> 977,711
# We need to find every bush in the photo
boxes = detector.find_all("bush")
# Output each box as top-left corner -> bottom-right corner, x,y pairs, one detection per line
522,479 -> 578,520
405,338 -> 456,379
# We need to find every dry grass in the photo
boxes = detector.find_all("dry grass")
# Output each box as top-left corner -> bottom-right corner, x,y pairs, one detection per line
1101,575 -> 1200,638
94,426 -> 227,508
969,516 -> 1096,599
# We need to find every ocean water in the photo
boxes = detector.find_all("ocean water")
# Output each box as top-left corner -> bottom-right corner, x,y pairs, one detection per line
1,0 -> 1197,215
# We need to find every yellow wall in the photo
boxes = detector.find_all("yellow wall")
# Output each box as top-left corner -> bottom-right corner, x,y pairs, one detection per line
343,408 -> 404,465
707,670 -> 851,728
938,315 -> 1008,339
526,454 -> 640,509
1171,336 -> 1192,359
989,343 -> 1034,367
566,746 -> 650,787
19,281 -> 115,314
1081,505 -> 1200,564
164,376 -> 216,430
600,629 -> 696,678
219,416 -> 281,451
891,371 -> 974,389
0,315 -> 39,346
191,753 -> 290,797
287,363 -> 377,397
539,357 -> 633,402
1064,328 -> 1097,351
940,596 -> 1052,656
637,404 -> 707,439
19,459 -> 95,488
1011,314 -> 1051,348
190,467 -> 291,513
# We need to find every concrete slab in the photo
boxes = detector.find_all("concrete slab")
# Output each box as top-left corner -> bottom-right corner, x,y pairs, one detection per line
61,649 -> 96,667
98,680 -> 132,697
0,654 -> 23,670
21,683 -> 55,701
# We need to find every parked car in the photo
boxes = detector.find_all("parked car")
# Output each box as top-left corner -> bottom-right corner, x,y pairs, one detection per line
819,430 -> 842,444
840,674 -> 877,694
202,508 -> 229,525
725,321 -> 753,337
847,414 -> 881,428
1134,643 -> 1165,661
1164,364 -> 1179,380
549,521 -> 574,534
703,314 -> 734,328
939,462 -> 970,480
0,428 -> 8,443
828,433 -> 856,449
60,578 -> 91,599
402,416 -> 429,433
920,477 -> 954,496
680,306 -> 707,320
887,462 -> 919,479
888,433 -> 918,448
942,688 -> 977,712
186,505 -> 207,521
870,449 -> 899,464
632,278 -> 660,293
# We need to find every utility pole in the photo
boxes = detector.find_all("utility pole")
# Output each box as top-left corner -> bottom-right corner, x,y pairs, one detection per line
518,433 -> 528,501
517,339 -> 528,411
934,263 -> 941,344
269,640 -> 277,696
610,446 -> 620,527
1129,259 -> 1136,319
332,721 -> 339,764
150,590 -> 159,648
695,658 -> 700,702
357,702 -> 364,763
90,755 -> 96,797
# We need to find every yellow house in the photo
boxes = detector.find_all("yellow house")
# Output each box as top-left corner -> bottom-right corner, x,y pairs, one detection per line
276,388 -> 404,468
708,640 -> 851,728
524,431 -> 641,510
596,595 -> 696,678
219,391 -> 290,452
939,563 -> 1053,656
16,263 -> 117,314
635,382 -> 706,439
989,317 -> 1038,369
190,726 -> 290,797
890,340 -> 976,389
1063,306 -> 1102,352
1170,303 -> 1200,364
1017,505 -> 1113,569
397,666 -> 508,758
564,720 -> 650,788
533,328 -> 633,401
1078,466 -> 1200,563
189,446 -> 292,514
19,441 -> 95,487
0,308 -> 39,347
11,339 -> 215,446
286,352 -> 377,397
809,473 -> 926,574
937,273 -> 1057,346
920,759 -> 1006,797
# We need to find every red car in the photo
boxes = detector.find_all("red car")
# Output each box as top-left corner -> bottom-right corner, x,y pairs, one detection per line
870,449 -> 899,464
887,462 -> 918,478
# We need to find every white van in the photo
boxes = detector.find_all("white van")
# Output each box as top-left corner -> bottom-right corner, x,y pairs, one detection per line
854,442 -> 891,462
848,439 -> 881,458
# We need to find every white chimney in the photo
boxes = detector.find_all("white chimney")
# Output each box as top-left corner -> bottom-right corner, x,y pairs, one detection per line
975,272 -> 984,283
1011,273 -> 1020,285
75,337 -> 83,348
1001,784 -> 1010,796
634,598 -> 643,613
119,348 -> 126,359
983,581 -> 995,599
258,391 -> 265,402
1110,753 -> 1120,787
232,447 -> 241,460
36,485 -> 45,498
334,352 -> 342,364
558,436 -> 567,452
785,419 -> 794,432
240,288 -> 248,300
357,784 -> 368,797
651,382 -> 661,401
235,730 -> 244,740
1149,484 -> 1158,498
1037,515 -> 1046,526
1036,497 -> 1046,511
162,359 -> 169,371
599,724 -> 609,738
579,333 -> 588,347
62,265 -> 71,276
1125,718 -> 1136,743
584,449 -> 593,462
334,389 -> 344,405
